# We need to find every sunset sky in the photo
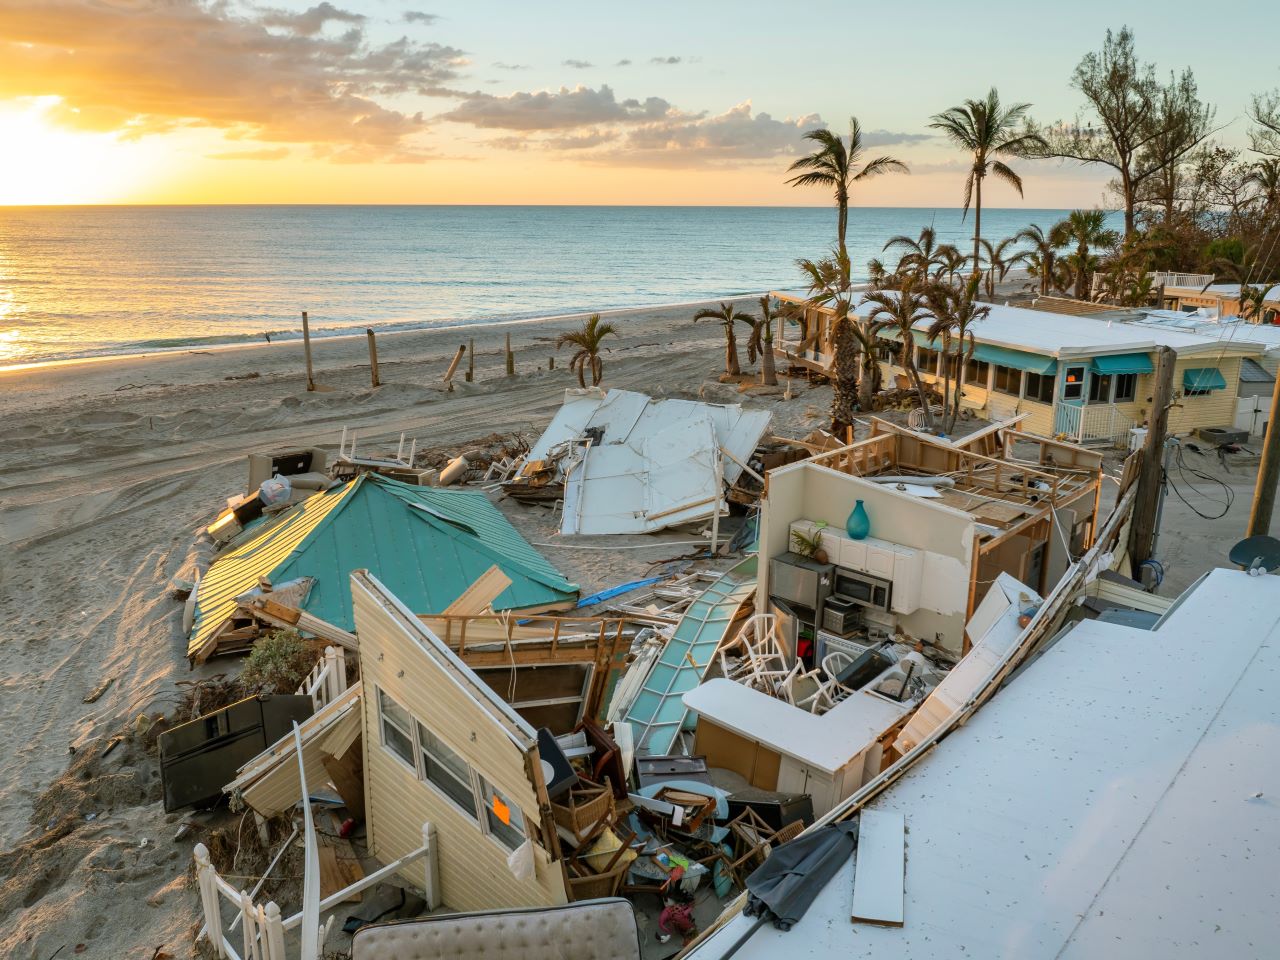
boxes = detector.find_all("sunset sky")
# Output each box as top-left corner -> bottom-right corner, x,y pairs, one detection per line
0,0 -> 1274,206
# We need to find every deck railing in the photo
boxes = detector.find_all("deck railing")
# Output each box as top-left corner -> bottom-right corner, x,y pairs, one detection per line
295,646 -> 347,711
1054,403 -> 1134,447
1150,271 -> 1214,291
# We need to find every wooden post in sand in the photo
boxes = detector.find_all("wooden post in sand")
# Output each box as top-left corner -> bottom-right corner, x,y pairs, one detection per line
549,356 -> 555,370
442,344 -> 466,392
366,329 -> 380,388
505,333 -> 515,377
301,311 -> 316,392
466,338 -> 475,383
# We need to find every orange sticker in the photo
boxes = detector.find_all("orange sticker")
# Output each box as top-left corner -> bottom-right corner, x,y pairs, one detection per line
491,794 -> 511,825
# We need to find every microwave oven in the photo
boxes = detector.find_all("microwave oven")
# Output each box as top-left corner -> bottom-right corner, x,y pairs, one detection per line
833,567 -> 892,611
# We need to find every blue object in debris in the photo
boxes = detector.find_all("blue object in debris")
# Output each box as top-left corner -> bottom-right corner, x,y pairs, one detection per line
575,576 -> 666,608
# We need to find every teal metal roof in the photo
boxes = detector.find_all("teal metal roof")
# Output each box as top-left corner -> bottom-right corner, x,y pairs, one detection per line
1183,367 -> 1227,391
972,343 -> 1058,374
1092,353 -> 1154,375
192,474 -> 578,648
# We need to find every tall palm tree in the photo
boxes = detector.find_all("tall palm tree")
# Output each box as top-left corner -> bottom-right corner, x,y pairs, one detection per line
694,301 -> 757,377
787,118 -> 909,282
883,226 -> 945,277
797,250 -> 880,409
864,270 -> 937,430
1053,210 -> 1119,300
929,89 -> 1048,274
1245,158 -> 1280,212
925,275 -> 991,433
978,236 -> 1020,298
555,313 -> 617,387
1014,223 -> 1065,296
750,295 -> 779,386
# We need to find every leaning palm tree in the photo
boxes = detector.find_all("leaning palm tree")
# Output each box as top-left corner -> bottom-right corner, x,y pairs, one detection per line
750,295 -> 780,386
929,89 -> 1048,274
978,236 -> 1020,298
787,118 -> 909,283
883,226 -> 945,277
797,249 -> 880,409
694,301 -> 756,377
864,270 -> 937,430
1053,210 -> 1119,300
556,313 -> 617,387
925,275 -> 991,433
1014,223 -> 1065,296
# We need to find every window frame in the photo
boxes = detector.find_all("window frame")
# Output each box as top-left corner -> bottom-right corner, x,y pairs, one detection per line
1113,373 -> 1137,403
1087,372 -> 1114,405
1023,371 -> 1056,404
417,720 -> 479,820
992,364 -> 1022,397
965,357 -> 990,389
377,688 -> 417,774
1062,365 -> 1086,401
476,774 -> 528,851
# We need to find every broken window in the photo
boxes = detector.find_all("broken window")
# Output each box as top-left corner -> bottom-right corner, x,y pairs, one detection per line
417,722 -> 478,818
478,775 -> 526,850
378,688 -> 415,769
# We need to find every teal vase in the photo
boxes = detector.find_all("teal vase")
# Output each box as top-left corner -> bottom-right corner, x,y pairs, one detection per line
846,499 -> 870,540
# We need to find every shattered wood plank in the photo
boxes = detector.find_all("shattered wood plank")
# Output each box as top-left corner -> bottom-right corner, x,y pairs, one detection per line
442,566 -> 513,616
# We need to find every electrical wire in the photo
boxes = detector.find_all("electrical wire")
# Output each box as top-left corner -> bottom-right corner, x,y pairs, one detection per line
1164,444 -> 1234,520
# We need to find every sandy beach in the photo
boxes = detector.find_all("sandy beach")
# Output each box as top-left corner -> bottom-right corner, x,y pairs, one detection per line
0,294 -> 1264,958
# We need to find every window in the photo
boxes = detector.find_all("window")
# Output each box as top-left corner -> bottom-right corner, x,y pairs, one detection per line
1063,365 -> 1086,401
876,339 -> 898,363
915,346 -> 939,376
1184,385 -> 1212,397
378,689 -> 415,769
1088,372 -> 1113,404
478,776 -> 526,850
417,722 -> 478,817
965,357 -> 990,388
993,364 -> 1022,396
1024,371 -> 1056,404
1114,373 -> 1137,403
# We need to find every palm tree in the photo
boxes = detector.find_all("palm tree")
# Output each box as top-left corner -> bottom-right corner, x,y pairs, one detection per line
750,295 -> 779,386
1053,210 -> 1119,300
935,244 -> 968,285
1014,224 -> 1065,296
929,89 -> 1048,274
977,236 -> 1020,298
883,226 -> 945,277
863,270 -> 937,430
694,301 -> 757,377
556,313 -> 617,387
925,275 -> 991,433
788,118 -> 909,282
1245,158 -> 1280,212
797,250 -> 880,410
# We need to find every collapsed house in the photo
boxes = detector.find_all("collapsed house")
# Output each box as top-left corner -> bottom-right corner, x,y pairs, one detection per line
503,388 -> 772,535
188,473 -> 579,662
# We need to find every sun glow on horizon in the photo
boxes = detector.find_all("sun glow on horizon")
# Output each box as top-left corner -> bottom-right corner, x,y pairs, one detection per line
0,99 -> 169,205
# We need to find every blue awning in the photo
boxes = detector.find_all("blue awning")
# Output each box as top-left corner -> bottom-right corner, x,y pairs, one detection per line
1183,367 -> 1227,391
1091,352 -> 1154,375
972,343 -> 1058,375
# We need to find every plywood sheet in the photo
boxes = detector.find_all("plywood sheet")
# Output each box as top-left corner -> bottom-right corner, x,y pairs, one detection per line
851,809 -> 905,926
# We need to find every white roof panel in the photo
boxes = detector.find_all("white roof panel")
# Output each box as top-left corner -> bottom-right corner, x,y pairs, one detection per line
691,568 -> 1280,960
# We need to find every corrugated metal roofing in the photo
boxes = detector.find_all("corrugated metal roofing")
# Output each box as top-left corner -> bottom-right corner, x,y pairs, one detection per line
189,475 -> 577,658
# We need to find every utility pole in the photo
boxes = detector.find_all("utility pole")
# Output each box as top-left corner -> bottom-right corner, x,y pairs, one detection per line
1128,346 -> 1176,581
1248,372 -> 1280,536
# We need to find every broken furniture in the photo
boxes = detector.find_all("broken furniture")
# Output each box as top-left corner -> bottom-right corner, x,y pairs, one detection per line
715,808 -> 806,888
551,778 -> 616,845
564,824 -> 639,901
635,754 -> 712,790
159,694 -> 314,812
725,787 -> 814,831
716,613 -> 790,694
349,898 -> 643,960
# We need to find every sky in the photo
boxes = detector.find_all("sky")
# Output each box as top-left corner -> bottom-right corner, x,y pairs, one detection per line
0,0 -> 1276,205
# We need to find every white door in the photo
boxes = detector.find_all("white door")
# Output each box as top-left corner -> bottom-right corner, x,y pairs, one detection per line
1235,395 -> 1267,436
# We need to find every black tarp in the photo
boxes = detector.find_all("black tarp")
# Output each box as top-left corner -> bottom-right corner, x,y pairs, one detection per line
742,820 -> 859,931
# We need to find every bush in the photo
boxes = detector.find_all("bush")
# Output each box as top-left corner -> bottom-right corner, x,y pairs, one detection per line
240,630 -> 323,694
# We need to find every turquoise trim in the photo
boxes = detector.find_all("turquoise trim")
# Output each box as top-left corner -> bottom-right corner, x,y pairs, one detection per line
1182,367 -> 1227,391
971,343 -> 1058,375
1091,353 -> 1154,375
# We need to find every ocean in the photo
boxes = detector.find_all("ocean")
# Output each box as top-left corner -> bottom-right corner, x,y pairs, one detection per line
0,205 -> 1090,367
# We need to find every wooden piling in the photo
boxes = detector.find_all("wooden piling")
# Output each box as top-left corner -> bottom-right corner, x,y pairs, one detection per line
302,310 -> 315,392
442,344 -> 466,391
366,328 -> 380,388
466,338 -> 475,382
1127,346 -> 1175,577
549,356 -> 555,370
505,332 -> 514,377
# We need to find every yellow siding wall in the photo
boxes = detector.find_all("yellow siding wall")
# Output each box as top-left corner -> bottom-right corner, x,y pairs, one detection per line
352,574 -> 567,912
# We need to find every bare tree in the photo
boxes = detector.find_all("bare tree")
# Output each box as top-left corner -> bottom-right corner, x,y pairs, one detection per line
1045,27 -> 1214,238
1250,89 -> 1280,159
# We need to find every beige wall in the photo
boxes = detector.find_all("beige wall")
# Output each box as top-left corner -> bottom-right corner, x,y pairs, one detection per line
760,463 -> 976,653
352,573 -> 567,913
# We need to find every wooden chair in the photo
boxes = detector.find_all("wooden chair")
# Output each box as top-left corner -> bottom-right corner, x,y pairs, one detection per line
551,777 -> 615,844
564,822 -> 638,902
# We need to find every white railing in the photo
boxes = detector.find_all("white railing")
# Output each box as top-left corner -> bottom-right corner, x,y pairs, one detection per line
195,720 -> 438,960
1149,271 -> 1214,291
296,646 -> 347,711
1054,403 -> 1134,446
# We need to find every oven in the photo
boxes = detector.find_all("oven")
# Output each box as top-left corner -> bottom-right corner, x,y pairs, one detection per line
833,567 -> 892,612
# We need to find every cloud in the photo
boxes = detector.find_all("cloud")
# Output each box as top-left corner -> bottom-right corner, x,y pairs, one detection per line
439,85 -> 672,131
208,147 -> 291,161
0,0 -> 467,157
859,129 -> 933,148
606,102 -> 823,166
650,56 -> 682,65
402,11 -> 438,24
494,61 -> 529,70
616,59 -> 632,66
260,2 -> 365,36
562,59 -> 594,69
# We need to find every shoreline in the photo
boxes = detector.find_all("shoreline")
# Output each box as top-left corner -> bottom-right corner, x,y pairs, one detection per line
0,291 -> 781,374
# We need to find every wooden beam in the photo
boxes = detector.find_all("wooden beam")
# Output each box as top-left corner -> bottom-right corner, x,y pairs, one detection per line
442,566 -> 512,616
1127,346 -> 1175,576
366,328 -> 380,388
